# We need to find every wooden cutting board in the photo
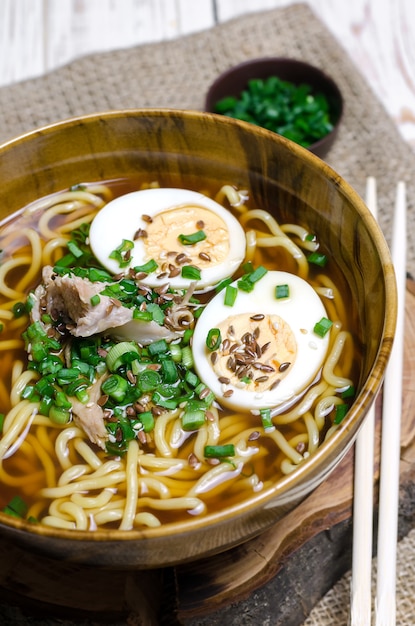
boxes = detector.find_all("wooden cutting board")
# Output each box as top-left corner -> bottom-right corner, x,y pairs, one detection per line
0,283 -> 414,626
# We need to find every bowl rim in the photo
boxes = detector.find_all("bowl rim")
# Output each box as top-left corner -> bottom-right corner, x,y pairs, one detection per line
0,108 -> 396,547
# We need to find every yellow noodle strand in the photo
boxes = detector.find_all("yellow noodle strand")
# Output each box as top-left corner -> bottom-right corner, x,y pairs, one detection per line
119,439 -> 139,530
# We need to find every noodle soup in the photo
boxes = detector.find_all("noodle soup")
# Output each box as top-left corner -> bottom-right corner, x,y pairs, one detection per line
0,178 -> 360,531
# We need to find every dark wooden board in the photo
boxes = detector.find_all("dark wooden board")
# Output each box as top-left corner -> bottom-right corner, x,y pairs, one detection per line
0,284 -> 414,625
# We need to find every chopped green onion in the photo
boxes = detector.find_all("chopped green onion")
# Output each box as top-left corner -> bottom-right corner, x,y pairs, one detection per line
206,328 -> 221,351
241,261 -> 254,274
67,240 -> 84,258
161,359 -> 179,384
90,294 -> 101,306
139,411 -> 155,433
184,370 -> 199,387
106,341 -> 140,372
224,285 -> 238,307
182,408 -> 206,431
56,368 -> 80,385
275,284 -> 289,299
55,391 -> 72,409
260,408 -> 274,431
152,394 -> 178,410
101,374 -> 128,402
12,301 -> 27,318
215,277 -> 233,293
109,239 -> 134,268
238,264 -> 268,292
2,495 -> 28,519
181,265 -> 201,281
137,369 -> 161,392
240,376 -> 252,384
341,385 -> 355,399
88,268 -> 113,282
308,251 -> 328,267
204,444 -> 235,458
305,233 -> 317,242
169,343 -> 182,363
334,403 -> 349,424
313,317 -> 333,337
146,302 -> 164,325
133,259 -> 158,274
249,265 -> 268,283
39,396 -> 53,416
237,278 -> 255,293
132,309 -> 153,322
49,405 -> 71,425
0,413 -> 5,433
178,231 -> 207,245
181,329 -> 194,346
148,339 -> 168,357
181,345 -> 194,368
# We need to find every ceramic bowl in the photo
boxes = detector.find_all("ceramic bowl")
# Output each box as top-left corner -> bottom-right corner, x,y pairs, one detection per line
205,57 -> 344,158
0,109 -> 395,568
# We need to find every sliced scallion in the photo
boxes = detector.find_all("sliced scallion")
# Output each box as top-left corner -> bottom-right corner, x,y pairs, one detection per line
181,265 -> 201,280
106,341 -> 140,372
204,444 -> 235,458
224,285 -> 238,307
178,230 -> 207,245
313,317 -> 333,337
308,251 -> 328,267
101,374 -> 128,402
275,284 -> 289,299
206,328 -> 221,351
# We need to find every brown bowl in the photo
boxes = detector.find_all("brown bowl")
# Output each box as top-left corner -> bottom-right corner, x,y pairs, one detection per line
205,57 -> 344,158
0,109 -> 395,568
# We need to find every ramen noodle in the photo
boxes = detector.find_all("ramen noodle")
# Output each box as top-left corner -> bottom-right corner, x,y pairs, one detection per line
0,181 -> 358,531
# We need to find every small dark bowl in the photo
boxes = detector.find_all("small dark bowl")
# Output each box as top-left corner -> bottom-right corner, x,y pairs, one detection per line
205,57 -> 344,159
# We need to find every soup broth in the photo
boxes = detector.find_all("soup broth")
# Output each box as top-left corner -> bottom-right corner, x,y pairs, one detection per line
0,178 -> 361,531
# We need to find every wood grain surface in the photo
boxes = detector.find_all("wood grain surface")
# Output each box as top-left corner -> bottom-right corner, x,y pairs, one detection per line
1,1 -> 415,149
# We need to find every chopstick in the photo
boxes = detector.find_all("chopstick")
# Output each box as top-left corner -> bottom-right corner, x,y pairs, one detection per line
375,181 -> 407,625
350,179 -> 407,626
350,177 -> 377,626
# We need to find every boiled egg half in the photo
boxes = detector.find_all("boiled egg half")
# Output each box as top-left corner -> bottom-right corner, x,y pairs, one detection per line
192,270 -> 331,414
89,188 -> 246,291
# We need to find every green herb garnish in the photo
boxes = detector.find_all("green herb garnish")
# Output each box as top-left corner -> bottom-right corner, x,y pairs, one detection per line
214,76 -> 334,148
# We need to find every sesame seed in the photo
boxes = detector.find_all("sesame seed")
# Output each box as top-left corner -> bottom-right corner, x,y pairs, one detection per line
142,214 -> 153,223
223,389 -> 234,397
248,431 -> 261,441
175,253 -> 189,265
210,352 -> 218,365
133,228 -> 148,239
222,338 -> 230,352
196,220 -> 205,229
250,314 -> 265,321
255,375 -> 269,383
279,362 -> 291,372
199,252 -> 211,261
218,376 -> 230,384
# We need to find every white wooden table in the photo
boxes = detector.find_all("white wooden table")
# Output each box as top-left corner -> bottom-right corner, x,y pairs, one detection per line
1,0 -> 415,150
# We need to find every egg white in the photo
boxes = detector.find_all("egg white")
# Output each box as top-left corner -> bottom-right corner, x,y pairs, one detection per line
89,188 -> 246,291
192,270 -> 330,413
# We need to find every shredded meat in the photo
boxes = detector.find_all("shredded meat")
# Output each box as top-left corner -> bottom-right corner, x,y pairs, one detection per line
32,266 -> 132,336
71,375 -> 108,450
31,265 -> 187,344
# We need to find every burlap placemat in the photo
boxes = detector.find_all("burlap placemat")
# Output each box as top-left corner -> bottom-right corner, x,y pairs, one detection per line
0,4 -> 414,624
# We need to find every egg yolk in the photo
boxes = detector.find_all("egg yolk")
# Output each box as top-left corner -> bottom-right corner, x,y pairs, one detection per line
143,204 -> 230,268
210,313 -> 297,394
